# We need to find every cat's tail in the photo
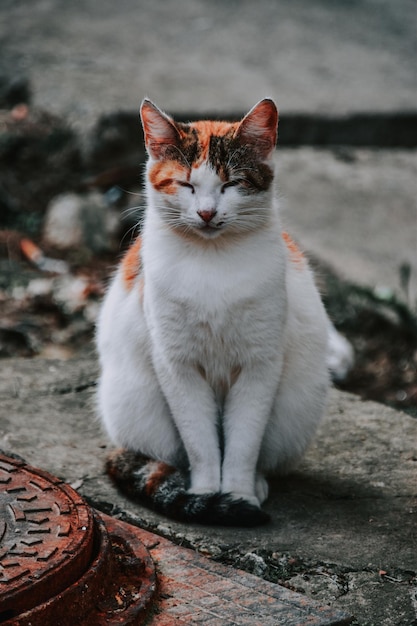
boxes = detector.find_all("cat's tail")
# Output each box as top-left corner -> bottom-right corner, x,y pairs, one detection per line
106,449 -> 270,527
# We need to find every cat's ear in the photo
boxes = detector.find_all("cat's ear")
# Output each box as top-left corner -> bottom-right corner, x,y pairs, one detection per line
235,99 -> 278,159
140,99 -> 181,160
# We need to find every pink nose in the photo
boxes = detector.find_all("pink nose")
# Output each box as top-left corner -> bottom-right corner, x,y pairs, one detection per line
197,209 -> 217,224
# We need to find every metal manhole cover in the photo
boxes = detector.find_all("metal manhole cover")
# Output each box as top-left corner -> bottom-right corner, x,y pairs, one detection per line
0,454 -> 94,617
0,453 -> 156,625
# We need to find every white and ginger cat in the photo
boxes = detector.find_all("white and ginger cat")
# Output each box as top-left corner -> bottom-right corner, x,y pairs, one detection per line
97,98 -> 351,526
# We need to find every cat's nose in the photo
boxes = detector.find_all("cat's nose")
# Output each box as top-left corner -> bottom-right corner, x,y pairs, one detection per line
197,208 -> 217,224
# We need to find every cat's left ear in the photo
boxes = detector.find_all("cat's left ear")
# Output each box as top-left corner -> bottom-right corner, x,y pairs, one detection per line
235,99 -> 278,159
140,99 -> 181,160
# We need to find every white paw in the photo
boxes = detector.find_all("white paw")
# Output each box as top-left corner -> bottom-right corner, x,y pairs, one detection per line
327,324 -> 354,381
255,473 -> 269,504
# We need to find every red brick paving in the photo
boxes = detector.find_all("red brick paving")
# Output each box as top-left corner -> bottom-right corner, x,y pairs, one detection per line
132,526 -> 353,626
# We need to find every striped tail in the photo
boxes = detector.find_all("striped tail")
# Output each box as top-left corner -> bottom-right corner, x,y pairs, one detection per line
106,450 -> 270,527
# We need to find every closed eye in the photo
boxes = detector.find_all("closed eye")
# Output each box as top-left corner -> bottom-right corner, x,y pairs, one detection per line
177,181 -> 195,194
221,180 -> 239,194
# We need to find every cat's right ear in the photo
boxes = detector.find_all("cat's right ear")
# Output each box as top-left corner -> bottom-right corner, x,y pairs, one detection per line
140,99 -> 180,160
236,99 -> 278,159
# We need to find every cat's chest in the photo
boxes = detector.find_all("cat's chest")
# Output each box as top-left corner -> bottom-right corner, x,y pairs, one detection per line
144,229 -> 285,313
143,237 -> 286,367
154,294 -> 281,388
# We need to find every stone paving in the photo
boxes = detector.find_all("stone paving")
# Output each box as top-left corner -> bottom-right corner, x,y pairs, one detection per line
135,526 -> 351,625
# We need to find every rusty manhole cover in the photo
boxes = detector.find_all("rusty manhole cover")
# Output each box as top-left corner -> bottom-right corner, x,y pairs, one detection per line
0,453 -> 156,625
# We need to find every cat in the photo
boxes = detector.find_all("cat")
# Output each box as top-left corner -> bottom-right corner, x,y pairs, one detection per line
96,98 -> 350,527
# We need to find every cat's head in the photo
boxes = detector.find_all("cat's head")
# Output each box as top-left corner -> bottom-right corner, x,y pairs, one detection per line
140,99 -> 278,241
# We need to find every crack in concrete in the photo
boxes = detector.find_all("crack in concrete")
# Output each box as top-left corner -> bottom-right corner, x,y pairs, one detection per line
54,381 -> 98,395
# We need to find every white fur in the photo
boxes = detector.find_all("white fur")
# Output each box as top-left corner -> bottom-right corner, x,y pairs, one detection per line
326,322 -> 355,381
97,154 -> 332,508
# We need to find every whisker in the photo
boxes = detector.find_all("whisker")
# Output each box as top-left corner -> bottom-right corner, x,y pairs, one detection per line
121,205 -> 146,218
119,223 -> 141,249
117,186 -> 144,197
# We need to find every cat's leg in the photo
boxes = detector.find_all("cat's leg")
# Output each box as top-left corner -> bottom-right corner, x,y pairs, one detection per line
151,354 -> 222,494
220,362 -> 283,506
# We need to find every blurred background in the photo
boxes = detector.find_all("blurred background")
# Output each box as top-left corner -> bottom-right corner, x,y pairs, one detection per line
1,0 -> 416,121
0,0 -> 416,412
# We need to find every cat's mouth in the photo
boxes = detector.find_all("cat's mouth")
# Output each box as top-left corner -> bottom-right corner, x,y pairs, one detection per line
196,222 -> 225,238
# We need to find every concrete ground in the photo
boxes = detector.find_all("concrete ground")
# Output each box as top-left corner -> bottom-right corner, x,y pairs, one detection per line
1,352 -> 416,625
0,1 -> 416,624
